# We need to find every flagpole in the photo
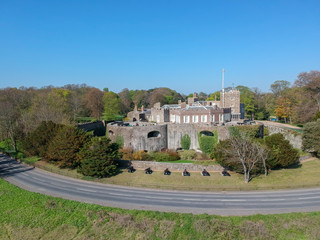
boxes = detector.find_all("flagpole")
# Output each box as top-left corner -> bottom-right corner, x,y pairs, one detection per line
222,68 -> 225,108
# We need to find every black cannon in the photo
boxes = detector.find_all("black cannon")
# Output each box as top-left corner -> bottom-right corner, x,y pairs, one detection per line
221,170 -> 230,176
145,167 -> 153,174
127,166 -> 135,173
164,168 -> 171,175
182,169 -> 190,176
201,169 -> 210,176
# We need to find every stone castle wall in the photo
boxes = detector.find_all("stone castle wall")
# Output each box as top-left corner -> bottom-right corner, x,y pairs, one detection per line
116,160 -> 225,172
108,123 -> 229,151
260,122 -> 303,149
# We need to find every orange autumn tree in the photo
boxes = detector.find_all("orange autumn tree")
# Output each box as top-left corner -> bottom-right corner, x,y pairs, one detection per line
275,96 -> 293,123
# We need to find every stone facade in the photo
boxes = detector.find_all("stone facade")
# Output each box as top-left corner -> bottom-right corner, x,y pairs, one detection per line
261,122 -> 303,149
116,159 -> 225,172
108,123 -> 229,151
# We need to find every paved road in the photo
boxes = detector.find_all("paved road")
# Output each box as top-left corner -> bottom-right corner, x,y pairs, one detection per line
1,154 -> 320,216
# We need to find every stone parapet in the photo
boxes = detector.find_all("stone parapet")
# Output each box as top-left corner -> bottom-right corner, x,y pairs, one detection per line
116,160 -> 225,172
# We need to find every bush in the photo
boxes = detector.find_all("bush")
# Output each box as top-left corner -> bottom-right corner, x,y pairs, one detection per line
214,139 -> 242,172
229,125 -> 264,139
45,126 -> 90,169
265,133 -> 300,169
198,131 -> 218,155
179,150 -> 196,160
22,121 -> 63,157
132,150 -> 151,161
302,119 -> 320,156
152,150 -> 180,162
120,147 -> 133,160
195,152 -> 210,160
78,137 -> 119,178
180,134 -> 191,150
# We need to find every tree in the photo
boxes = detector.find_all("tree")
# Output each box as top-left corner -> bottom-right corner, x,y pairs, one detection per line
302,119 -> 320,156
265,133 -> 299,169
78,137 -> 119,177
102,91 -> 121,121
207,91 -> 220,101
22,121 -> 62,157
236,86 -> 256,119
118,88 -> 133,114
45,126 -> 89,169
85,88 -> 104,119
215,136 -> 269,183
275,97 -> 292,123
295,71 -> 320,111
270,80 -> 291,98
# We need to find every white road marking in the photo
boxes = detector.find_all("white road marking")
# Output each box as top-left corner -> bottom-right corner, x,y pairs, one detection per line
260,199 -> 286,201
220,199 -> 246,202
21,173 -> 29,176
298,196 -> 320,200
108,192 -> 133,197
76,188 -> 97,193
145,196 -> 174,200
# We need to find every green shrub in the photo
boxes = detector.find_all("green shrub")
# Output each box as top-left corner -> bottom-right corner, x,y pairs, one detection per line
229,125 -> 264,139
120,147 -> 133,160
22,121 -> 63,157
45,126 -> 90,169
265,133 -> 300,169
302,119 -> 320,156
132,150 -> 151,161
180,134 -> 191,150
152,151 -> 180,162
179,150 -> 196,160
78,137 -> 119,178
198,131 -> 218,155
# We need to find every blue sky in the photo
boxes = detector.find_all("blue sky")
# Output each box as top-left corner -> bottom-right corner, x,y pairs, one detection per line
1,0 -> 319,94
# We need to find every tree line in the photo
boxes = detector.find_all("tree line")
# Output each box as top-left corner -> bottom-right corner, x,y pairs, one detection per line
1,70 -> 319,152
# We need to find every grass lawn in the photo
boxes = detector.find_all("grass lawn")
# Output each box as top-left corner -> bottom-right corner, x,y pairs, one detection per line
34,159 -> 320,191
1,178 -> 320,239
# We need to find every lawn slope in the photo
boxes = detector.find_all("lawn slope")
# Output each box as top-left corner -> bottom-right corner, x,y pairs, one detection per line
1,179 -> 320,239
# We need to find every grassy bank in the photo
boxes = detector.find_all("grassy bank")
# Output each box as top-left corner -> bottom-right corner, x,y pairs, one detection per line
34,159 -> 320,191
1,178 -> 320,239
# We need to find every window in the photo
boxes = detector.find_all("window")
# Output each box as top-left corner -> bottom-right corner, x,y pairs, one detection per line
201,115 -> 207,122
176,115 -> 180,123
156,115 -> 160,123
200,131 -> 214,137
147,131 -> 161,138
192,115 -> 198,123
184,116 -> 190,123
170,114 -> 175,123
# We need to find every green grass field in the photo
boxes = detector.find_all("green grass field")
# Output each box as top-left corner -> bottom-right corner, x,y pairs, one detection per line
1,178 -> 320,239
34,159 -> 320,191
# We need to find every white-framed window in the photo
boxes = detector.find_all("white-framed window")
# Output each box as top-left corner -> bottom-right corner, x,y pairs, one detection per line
184,115 -> 190,123
170,114 -> 175,123
192,115 -> 198,123
201,115 -> 207,122
210,115 -> 215,122
156,115 -> 160,123
176,115 -> 180,123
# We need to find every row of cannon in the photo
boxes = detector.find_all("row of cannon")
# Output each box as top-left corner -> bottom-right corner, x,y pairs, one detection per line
126,166 -> 230,177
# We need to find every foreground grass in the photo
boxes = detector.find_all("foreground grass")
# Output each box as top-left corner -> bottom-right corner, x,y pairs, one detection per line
35,159 -> 320,191
1,179 -> 320,239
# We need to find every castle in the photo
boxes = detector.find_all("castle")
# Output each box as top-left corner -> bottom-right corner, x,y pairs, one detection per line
128,88 -> 244,124
109,88 -> 244,152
